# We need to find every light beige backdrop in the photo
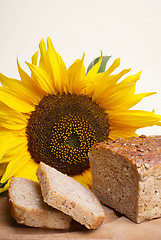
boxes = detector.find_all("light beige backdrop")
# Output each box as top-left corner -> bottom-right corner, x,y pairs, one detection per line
0,0 -> 161,135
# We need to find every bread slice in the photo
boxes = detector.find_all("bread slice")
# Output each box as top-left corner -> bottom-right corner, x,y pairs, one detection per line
88,135 -> 161,223
8,177 -> 72,229
36,162 -> 105,229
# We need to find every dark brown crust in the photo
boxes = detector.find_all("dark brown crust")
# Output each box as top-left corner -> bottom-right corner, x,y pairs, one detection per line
90,135 -> 161,174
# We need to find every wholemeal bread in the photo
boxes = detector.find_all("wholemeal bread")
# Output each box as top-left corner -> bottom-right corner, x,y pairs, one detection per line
88,135 -> 161,223
36,162 -> 105,229
8,177 -> 72,229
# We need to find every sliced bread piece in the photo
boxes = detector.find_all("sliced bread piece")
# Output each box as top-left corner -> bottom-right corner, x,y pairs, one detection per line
36,162 -> 105,229
8,177 -> 72,229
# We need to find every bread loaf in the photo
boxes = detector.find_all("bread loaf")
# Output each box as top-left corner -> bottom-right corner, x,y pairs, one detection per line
8,177 -> 72,229
88,135 -> 161,223
36,162 -> 105,229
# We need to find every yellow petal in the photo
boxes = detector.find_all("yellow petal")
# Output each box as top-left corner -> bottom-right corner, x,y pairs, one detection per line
15,160 -> 38,182
0,73 -> 39,105
0,119 -> 26,130
0,159 -> 38,193
72,168 -> 92,189
91,68 -> 130,104
17,56 -> 38,88
86,52 -> 102,78
39,38 -> 53,77
105,58 -> 120,75
0,163 -> 8,176
32,51 -> 39,65
119,71 -> 142,87
108,110 -> 161,128
89,74 -> 111,102
0,110 -> 27,124
17,57 -> 45,101
47,37 -> 67,94
82,168 -> 92,187
109,128 -> 138,139
110,68 -> 131,84
83,73 -> 104,97
67,54 -> 86,94
26,62 -> 56,94
97,82 -> 136,109
0,130 -> 26,159
98,83 -> 155,111
1,151 -> 31,183
93,70 -> 142,110
0,88 -> 35,113
0,102 -> 27,128
0,142 -> 27,163
17,56 -> 32,84
122,92 -> 156,109
0,109 -> 27,131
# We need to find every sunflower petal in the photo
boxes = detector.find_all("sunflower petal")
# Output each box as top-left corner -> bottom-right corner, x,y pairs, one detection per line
0,159 -> 38,193
0,163 -> 8,177
0,130 -> 26,159
32,51 -> 39,65
17,56 -> 32,84
26,62 -> 56,94
111,68 -> 131,84
72,169 -> 91,189
91,67 -> 130,104
0,108 -> 27,130
1,157 -> 38,184
67,54 -> 86,94
98,78 -> 156,110
15,160 -> 38,182
108,110 -> 161,128
0,101 -> 27,124
0,142 -> 27,163
31,51 -> 48,95
123,92 -> 156,109
86,52 -> 102,78
105,58 -> 120,75
119,71 -> 142,87
0,88 -> 35,113
47,37 -> 67,94
82,168 -> 92,187
0,119 -> 26,130
17,57 -> 46,101
39,38 -> 53,77
109,128 -> 138,139
98,82 -> 136,109
0,110 -> 27,124
17,57 -> 45,101
0,73 -> 40,105
1,152 -> 31,183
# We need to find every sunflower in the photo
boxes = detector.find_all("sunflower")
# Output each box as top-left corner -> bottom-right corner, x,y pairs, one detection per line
0,37 -> 161,193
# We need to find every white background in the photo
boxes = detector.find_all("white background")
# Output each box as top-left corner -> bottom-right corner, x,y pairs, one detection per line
0,0 -> 161,135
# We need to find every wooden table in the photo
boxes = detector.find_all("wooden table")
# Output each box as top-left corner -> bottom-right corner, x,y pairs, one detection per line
0,196 -> 161,240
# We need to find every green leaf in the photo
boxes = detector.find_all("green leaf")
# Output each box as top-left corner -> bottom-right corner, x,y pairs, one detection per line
87,55 -> 111,74
0,181 -> 7,188
0,181 -> 8,197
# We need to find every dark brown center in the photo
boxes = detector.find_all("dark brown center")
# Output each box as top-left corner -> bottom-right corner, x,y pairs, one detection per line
26,93 -> 109,175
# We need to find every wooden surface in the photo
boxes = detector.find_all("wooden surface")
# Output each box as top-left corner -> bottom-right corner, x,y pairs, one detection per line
0,196 -> 161,240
